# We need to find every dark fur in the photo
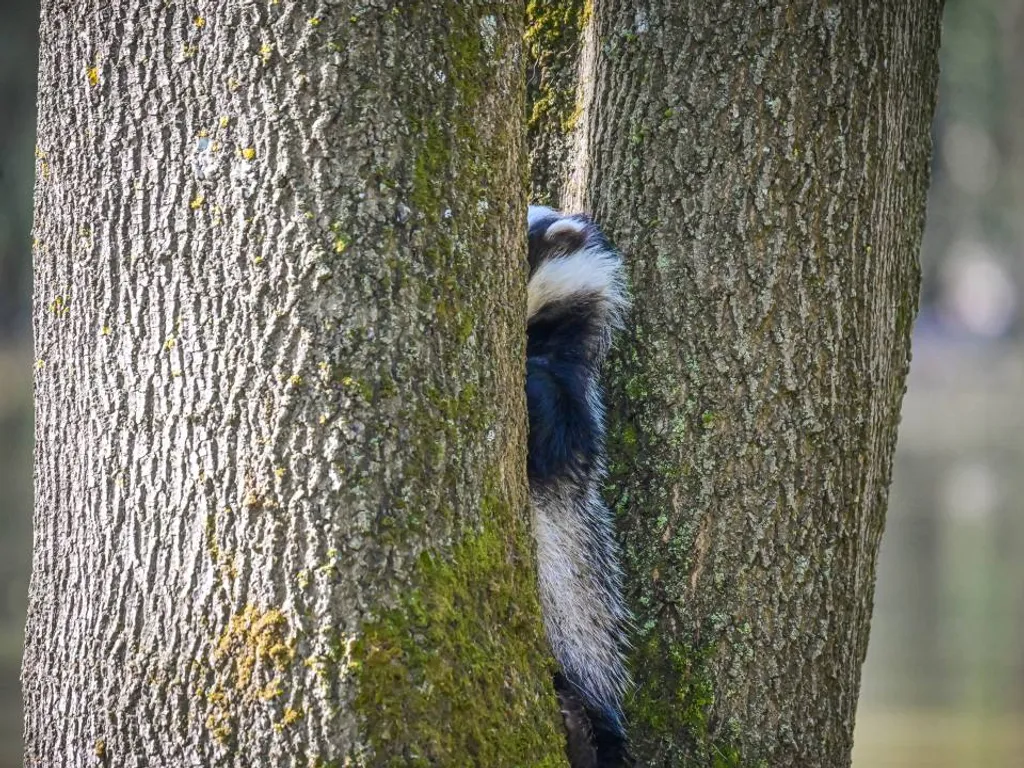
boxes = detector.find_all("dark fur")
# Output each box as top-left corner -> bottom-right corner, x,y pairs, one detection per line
526,207 -> 632,767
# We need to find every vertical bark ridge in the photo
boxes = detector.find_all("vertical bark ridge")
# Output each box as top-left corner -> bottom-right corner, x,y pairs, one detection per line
525,0 -> 588,207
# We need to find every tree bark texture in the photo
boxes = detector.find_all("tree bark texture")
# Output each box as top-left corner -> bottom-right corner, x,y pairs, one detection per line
564,2 -> 941,766
25,3 -> 566,767
525,0 -> 587,207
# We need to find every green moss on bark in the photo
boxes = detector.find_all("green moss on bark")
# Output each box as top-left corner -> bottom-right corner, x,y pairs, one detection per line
627,636 -> 765,768
525,0 -> 588,205
351,518 -> 567,767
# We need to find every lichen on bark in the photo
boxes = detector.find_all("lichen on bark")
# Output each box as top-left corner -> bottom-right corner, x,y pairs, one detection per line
533,1 -> 943,765
525,0 -> 588,206
24,2 -> 565,766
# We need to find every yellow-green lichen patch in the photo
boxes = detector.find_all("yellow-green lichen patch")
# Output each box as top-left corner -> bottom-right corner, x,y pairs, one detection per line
274,706 -> 303,731
351,523 -> 567,767
34,145 -> 50,179
218,606 -> 295,683
48,296 -> 70,317
201,605 -> 298,745
204,507 -> 238,584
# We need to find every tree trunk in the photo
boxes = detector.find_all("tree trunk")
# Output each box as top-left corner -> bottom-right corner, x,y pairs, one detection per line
562,2 -> 942,765
24,3 -> 566,767
525,0 -> 587,207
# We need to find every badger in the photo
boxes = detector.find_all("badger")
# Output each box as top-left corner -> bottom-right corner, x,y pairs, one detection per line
526,205 -> 632,767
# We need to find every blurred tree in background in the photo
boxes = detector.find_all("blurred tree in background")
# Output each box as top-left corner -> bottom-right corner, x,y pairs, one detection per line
920,0 -> 1023,340
0,1 -> 36,336
852,2 -> 1024,765
0,0 -> 38,765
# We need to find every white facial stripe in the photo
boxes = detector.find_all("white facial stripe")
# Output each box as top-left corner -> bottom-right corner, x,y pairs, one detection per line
527,247 -> 624,320
528,204 -> 559,226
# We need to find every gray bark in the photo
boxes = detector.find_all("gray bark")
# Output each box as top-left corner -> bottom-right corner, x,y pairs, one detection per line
24,3 -> 567,767
560,2 -> 942,765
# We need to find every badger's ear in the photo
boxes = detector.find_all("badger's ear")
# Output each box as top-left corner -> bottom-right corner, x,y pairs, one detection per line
542,216 -> 589,254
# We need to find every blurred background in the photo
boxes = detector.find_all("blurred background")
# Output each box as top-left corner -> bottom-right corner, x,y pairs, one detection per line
0,0 -> 38,763
851,1 -> 1024,765
0,1 -> 1020,766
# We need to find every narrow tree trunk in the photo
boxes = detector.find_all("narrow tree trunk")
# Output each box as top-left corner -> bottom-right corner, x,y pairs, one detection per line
564,3 -> 941,766
24,3 -> 566,766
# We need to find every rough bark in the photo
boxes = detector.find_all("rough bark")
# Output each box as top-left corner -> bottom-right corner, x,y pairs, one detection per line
525,0 -> 587,207
561,2 -> 941,766
24,3 -> 566,767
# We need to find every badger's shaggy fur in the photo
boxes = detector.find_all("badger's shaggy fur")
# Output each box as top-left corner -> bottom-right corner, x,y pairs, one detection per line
526,205 -> 632,768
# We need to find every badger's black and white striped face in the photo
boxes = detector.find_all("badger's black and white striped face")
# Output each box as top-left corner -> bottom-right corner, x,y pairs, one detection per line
526,205 -> 626,325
